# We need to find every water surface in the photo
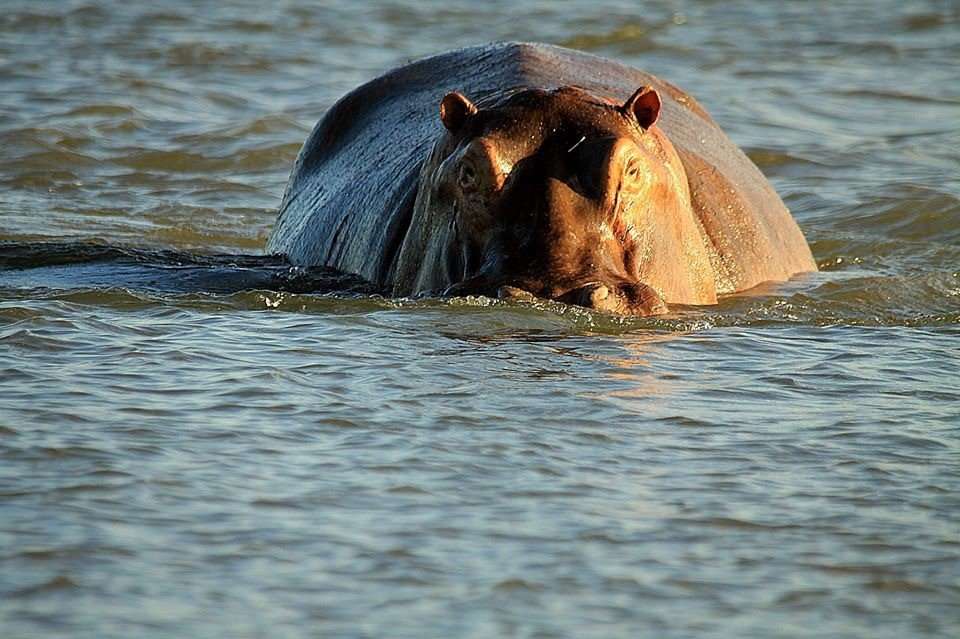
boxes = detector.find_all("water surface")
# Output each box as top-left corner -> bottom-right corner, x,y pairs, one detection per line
1,1 -> 958,637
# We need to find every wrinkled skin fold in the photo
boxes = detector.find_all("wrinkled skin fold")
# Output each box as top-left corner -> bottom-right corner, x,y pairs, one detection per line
268,43 -> 817,315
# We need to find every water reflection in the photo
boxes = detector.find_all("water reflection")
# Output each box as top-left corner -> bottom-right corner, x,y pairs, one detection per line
1,0 -> 958,637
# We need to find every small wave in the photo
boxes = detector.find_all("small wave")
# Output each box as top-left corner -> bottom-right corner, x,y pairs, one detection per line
62,104 -> 141,118
745,148 -> 828,170
0,11 -> 64,30
164,42 -> 277,72
0,241 -> 377,296
834,185 -> 960,244
3,149 -> 98,171
902,11 -> 959,31
830,89 -> 960,107
9,575 -> 79,598
560,22 -> 658,53
114,143 -> 299,173
3,242 -> 957,331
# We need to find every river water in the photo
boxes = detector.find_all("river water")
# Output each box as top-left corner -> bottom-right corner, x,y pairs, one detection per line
1,1 -> 958,637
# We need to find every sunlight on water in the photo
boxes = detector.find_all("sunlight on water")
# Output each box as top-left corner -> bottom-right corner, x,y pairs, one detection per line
1,1 -> 958,637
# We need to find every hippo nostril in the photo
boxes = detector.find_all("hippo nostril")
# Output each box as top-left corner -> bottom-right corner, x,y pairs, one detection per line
587,283 -> 610,306
561,280 -> 669,316
497,285 -> 537,302
562,281 -> 615,310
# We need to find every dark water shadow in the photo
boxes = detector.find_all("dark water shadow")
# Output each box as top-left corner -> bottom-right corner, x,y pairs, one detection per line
0,240 -> 378,295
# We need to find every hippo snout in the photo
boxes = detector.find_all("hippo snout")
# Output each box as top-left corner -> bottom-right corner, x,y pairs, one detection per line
495,280 -> 667,316
558,281 -> 668,316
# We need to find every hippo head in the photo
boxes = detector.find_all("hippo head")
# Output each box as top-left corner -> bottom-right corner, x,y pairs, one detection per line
394,85 -> 707,315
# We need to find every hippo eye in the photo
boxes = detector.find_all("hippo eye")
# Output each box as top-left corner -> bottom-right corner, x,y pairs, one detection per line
457,162 -> 478,190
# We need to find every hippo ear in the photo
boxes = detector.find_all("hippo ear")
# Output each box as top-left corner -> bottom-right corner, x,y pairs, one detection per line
440,92 -> 478,133
622,86 -> 661,130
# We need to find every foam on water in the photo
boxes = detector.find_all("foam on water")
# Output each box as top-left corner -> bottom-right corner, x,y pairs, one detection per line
1,1 -> 958,637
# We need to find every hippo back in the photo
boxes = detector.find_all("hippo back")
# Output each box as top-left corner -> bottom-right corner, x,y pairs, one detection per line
268,43 -> 534,286
268,42 -> 815,292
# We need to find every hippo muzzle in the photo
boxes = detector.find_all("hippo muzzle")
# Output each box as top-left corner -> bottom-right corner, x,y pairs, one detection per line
404,85 -> 677,316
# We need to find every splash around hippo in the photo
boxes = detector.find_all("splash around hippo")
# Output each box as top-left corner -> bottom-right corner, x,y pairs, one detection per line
267,42 -> 817,315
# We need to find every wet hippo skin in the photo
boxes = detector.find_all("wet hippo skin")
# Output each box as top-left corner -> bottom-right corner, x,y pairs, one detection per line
268,42 -> 817,315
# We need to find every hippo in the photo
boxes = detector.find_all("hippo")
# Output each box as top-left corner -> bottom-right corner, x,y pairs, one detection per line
267,42 -> 816,315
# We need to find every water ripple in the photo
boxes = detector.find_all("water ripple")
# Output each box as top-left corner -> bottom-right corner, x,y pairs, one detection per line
2,1 -> 959,638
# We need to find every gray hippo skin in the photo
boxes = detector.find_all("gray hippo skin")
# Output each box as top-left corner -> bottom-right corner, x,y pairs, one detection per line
267,42 -> 816,315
